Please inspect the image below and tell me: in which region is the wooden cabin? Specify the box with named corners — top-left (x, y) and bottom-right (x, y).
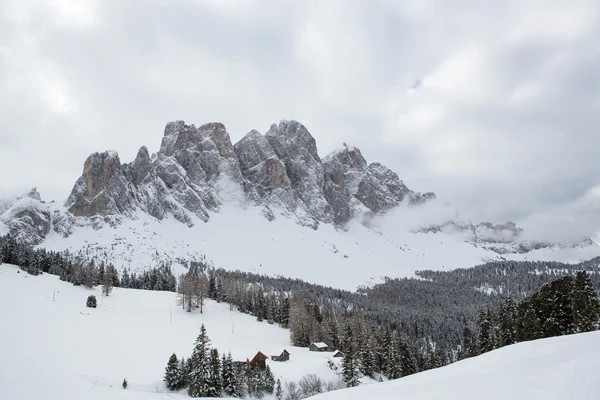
top-left (309, 342), bottom-right (330, 352)
top-left (250, 351), bottom-right (269, 369)
top-left (332, 350), bottom-right (344, 358)
top-left (271, 349), bottom-right (290, 362)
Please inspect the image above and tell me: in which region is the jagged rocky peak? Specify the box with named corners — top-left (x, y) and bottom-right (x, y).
top-left (127, 146), bottom-right (153, 186)
top-left (324, 144), bottom-right (367, 171)
top-left (233, 130), bottom-right (292, 197)
top-left (58, 118), bottom-right (435, 230)
top-left (67, 150), bottom-right (132, 218)
top-left (0, 188), bottom-right (73, 246)
top-left (266, 120), bottom-right (333, 223)
top-left (159, 120), bottom-right (242, 185)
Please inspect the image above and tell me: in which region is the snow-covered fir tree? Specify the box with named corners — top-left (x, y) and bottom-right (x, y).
top-left (206, 348), bottom-right (222, 397)
top-left (164, 353), bottom-right (180, 390)
top-left (342, 325), bottom-right (360, 387)
top-left (188, 324), bottom-right (211, 397)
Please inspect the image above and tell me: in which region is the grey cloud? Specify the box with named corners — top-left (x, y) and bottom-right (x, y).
top-left (1, 0), bottom-right (599, 240)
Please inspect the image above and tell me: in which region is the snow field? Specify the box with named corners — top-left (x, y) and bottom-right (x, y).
top-left (0, 264), bottom-right (342, 400)
top-left (307, 330), bottom-right (600, 400)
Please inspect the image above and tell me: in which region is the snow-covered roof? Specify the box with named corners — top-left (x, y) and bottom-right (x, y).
top-left (311, 342), bottom-right (328, 348)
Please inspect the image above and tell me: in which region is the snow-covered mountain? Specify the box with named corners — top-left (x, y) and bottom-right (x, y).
top-left (1, 120), bottom-right (598, 289)
top-left (417, 219), bottom-right (595, 254)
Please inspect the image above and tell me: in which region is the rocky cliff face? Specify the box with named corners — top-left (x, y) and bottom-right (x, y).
top-left (3, 119), bottom-right (436, 244)
top-left (63, 119), bottom-right (435, 231)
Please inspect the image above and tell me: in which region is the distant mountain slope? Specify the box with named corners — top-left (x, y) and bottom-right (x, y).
top-left (308, 331), bottom-right (600, 400)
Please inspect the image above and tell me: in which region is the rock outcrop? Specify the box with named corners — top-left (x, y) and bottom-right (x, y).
top-left (5, 119), bottom-right (437, 243)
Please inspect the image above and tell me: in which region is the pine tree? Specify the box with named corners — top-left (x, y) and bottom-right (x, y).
top-left (275, 378), bottom-right (283, 400)
top-left (221, 352), bottom-right (236, 397)
top-left (385, 338), bottom-right (402, 380)
top-left (359, 334), bottom-right (374, 378)
top-left (188, 324), bottom-right (211, 397)
top-left (398, 338), bottom-right (417, 376)
top-left (499, 299), bottom-right (517, 346)
top-left (476, 309), bottom-right (492, 354)
top-left (263, 365), bottom-right (275, 393)
top-left (460, 316), bottom-right (475, 359)
top-left (517, 299), bottom-right (542, 341)
top-left (121, 268), bottom-right (131, 288)
top-left (178, 356), bottom-right (189, 389)
top-left (164, 353), bottom-right (180, 390)
top-left (342, 325), bottom-right (360, 387)
top-left (572, 271), bottom-right (600, 332)
top-left (206, 348), bottom-right (222, 397)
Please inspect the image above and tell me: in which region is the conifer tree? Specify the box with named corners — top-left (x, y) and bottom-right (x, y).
top-left (221, 352), bottom-right (236, 397)
top-left (178, 356), bottom-right (189, 389)
top-left (398, 338), bottom-right (417, 376)
top-left (572, 271), bottom-right (600, 332)
top-left (275, 378), bottom-right (283, 400)
top-left (359, 335), bottom-right (374, 378)
top-left (476, 309), bottom-right (492, 354)
top-left (342, 325), bottom-right (360, 387)
top-left (164, 353), bottom-right (180, 390)
top-left (188, 324), bottom-right (211, 397)
top-left (500, 299), bottom-right (517, 346)
top-left (385, 338), bottom-right (402, 380)
top-left (263, 365), bottom-right (275, 394)
top-left (206, 348), bottom-right (222, 397)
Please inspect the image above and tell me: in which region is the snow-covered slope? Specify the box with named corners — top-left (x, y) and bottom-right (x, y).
top-left (0, 264), bottom-right (345, 400)
top-left (38, 205), bottom-right (507, 290)
top-left (3, 193), bottom-right (600, 291)
top-left (309, 331), bottom-right (600, 400)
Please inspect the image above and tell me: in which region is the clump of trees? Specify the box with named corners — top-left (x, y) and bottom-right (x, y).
top-left (164, 324), bottom-right (275, 398)
top-left (464, 271), bottom-right (600, 358)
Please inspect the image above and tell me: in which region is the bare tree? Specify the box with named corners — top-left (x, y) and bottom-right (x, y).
top-left (193, 274), bottom-right (208, 313)
top-left (102, 265), bottom-right (115, 296)
top-left (298, 374), bottom-right (324, 397)
top-left (283, 381), bottom-right (301, 400)
top-left (178, 273), bottom-right (194, 312)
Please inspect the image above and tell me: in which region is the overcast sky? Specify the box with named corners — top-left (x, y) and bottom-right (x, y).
top-left (2, 0), bottom-right (600, 240)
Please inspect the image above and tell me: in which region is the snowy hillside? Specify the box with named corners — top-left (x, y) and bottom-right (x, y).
top-left (308, 331), bottom-right (600, 400)
top-left (33, 202), bottom-right (599, 291)
top-left (0, 264), bottom-right (345, 400)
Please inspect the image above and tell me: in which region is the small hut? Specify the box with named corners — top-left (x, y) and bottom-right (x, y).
top-left (309, 342), bottom-right (330, 352)
top-left (250, 351), bottom-right (269, 369)
top-left (332, 350), bottom-right (344, 358)
top-left (271, 349), bottom-right (290, 362)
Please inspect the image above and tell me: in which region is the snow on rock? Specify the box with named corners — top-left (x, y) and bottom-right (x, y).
top-left (308, 331), bottom-right (600, 400)
top-left (0, 264), bottom-right (342, 400)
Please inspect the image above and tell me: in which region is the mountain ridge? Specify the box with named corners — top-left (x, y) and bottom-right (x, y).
top-left (2, 119), bottom-right (436, 245)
